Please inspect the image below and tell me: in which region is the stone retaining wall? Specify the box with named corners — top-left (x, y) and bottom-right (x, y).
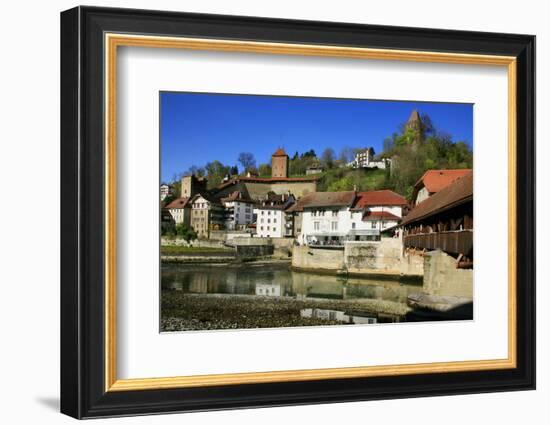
top-left (423, 250), bottom-right (473, 298)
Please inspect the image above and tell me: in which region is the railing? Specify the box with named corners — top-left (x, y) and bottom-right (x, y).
top-left (404, 230), bottom-right (473, 256)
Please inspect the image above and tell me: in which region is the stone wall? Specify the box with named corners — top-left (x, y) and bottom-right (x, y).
top-left (160, 238), bottom-right (225, 248)
top-left (210, 230), bottom-right (252, 243)
top-left (293, 239), bottom-right (423, 278)
top-left (399, 250), bottom-right (424, 276)
top-left (344, 239), bottom-right (402, 274)
top-left (215, 180), bottom-right (317, 200)
top-left (423, 250), bottom-right (473, 298)
top-left (271, 237), bottom-right (295, 259)
top-left (292, 246), bottom-right (345, 271)
top-left (235, 244), bottom-right (274, 259)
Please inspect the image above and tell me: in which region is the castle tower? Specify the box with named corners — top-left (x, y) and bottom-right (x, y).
top-left (405, 109), bottom-right (425, 144)
top-left (271, 148), bottom-right (289, 178)
top-left (181, 174), bottom-right (208, 198)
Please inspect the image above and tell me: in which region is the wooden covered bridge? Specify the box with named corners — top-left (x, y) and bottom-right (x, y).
top-left (400, 171), bottom-right (473, 268)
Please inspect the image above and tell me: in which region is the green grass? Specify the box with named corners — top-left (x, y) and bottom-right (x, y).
top-left (316, 167), bottom-right (390, 193)
top-left (161, 245), bottom-right (234, 255)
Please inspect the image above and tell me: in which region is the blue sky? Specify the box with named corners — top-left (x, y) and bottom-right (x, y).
top-left (160, 92), bottom-right (473, 182)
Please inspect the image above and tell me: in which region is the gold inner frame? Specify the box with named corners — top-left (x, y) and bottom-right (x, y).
top-left (104, 33), bottom-right (517, 392)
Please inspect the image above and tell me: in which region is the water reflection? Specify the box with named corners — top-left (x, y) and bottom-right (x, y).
top-left (162, 263), bottom-right (421, 304)
top-left (300, 308), bottom-right (379, 324)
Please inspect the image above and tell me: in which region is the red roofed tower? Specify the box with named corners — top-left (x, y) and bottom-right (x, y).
top-left (271, 148), bottom-right (289, 178)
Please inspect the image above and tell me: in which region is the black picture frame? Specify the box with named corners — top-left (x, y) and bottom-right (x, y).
top-left (60, 5), bottom-right (535, 419)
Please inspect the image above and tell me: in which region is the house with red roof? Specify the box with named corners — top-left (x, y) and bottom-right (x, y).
top-left (348, 190), bottom-right (409, 241)
top-left (164, 197), bottom-right (191, 226)
top-left (412, 169), bottom-right (472, 205)
top-left (293, 189), bottom-right (408, 245)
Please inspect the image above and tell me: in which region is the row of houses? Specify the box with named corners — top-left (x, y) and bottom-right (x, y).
top-left (163, 143), bottom-right (472, 261)
top-left (164, 186), bottom-right (409, 243)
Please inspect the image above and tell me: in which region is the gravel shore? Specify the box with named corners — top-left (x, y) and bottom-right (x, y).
top-left (161, 292), bottom-right (411, 331)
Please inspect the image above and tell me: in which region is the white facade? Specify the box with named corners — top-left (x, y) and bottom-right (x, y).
top-left (300, 205), bottom-right (403, 245)
top-left (414, 187), bottom-right (431, 205)
top-left (160, 184), bottom-right (172, 201)
top-left (299, 207), bottom-right (350, 245)
top-left (254, 208), bottom-right (286, 238)
top-left (349, 206), bottom-right (402, 237)
top-left (347, 149), bottom-right (390, 169)
top-left (255, 283), bottom-right (282, 297)
top-left (167, 208), bottom-right (186, 224)
top-left (224, 200), bottom-right (254, 230)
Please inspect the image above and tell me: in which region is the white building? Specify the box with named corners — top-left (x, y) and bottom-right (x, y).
top-left (348, 147), bottom-right (390, 169)
top-left (164, 197), bottom-right (190, 225)
top-left (254, 193), bottom-right (296, 238)
top-left (348, 190), bottom-right (407, 240)
top-left (297, 190), bottom-right (408, 245)
top-left (220, 191), bottom-right (255, 230)
top-left (296, 191), bottom-right (356, 246)
top-left (255, 283), bottom-right (282, 297)
top-left (160, 183), bottom-right (172, 201)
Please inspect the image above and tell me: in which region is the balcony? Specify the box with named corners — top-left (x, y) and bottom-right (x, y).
top-left (404, 230), bottom-right (473, 256)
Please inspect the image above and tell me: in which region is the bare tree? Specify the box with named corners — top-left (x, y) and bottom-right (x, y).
top-left (321, 148), bottom-right (336, 168)
top-left (237, 152), bottom-right (256, 172)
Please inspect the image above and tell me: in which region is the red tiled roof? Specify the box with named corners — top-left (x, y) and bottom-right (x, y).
top-left (272, 148), bottom-right (288, 157)
top-left (220, 191), bottom-right (254, 203)
top-left (164, 197), bottom-right (190, 209)
top-left (402, 171), bottom-right (473, 226)
top-left (351, 190), bottom-right (408, 210)
top-left (415, 169), bottom-right (472, 194)
top-left (362, 210), bottom-right (402, 221)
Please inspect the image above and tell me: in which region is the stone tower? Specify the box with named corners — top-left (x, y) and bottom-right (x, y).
top-left (181, 174), bottom-right (208, 198)
top-left (271, 148), bottom-right (289, 178)
top-left (405, 109), bottom-right (425, 144)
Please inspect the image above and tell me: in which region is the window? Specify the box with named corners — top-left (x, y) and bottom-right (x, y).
top-left (268, 211), bottom-right (271, 215)
top-left (331, 221), bottom-right (338, 231)
top-left (332, 210), bottom-right (338, 217)
top-left (371, 221), bottom-right (377, 229)
top-left (267, 219), bottom-right (271, 224)
top-left (260, 226), bottom-right (263, 231)
top-left (261, 211), bottom-right (264, 215)
top-left (352, 222), bottom-right (356, 229)
top-left (312, 211), bottom-right (316, 217)
top-left (273, 218), bottom-right (277, 223)
top-left (314, 221), bottom-right (320, 231)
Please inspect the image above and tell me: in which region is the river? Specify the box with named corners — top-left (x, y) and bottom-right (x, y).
top-left (161, 262), bottom-right (429, 331)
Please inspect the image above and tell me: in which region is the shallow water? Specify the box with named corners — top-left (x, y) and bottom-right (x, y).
top-left (161, 262), bottom-right (424, 328)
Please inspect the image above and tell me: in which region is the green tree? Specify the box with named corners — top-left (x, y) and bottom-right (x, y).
top-left (205, 160), bottom-right (231, 188)
top-left (258, 163), bottom-right (272, 177)
top-left (176, 223), bottom-right (198, 244)
top-left (381, 113), bottom-right (473, 200)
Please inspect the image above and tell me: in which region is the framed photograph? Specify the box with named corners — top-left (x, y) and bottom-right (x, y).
top-left (60, 6), bottom-right (535, 419)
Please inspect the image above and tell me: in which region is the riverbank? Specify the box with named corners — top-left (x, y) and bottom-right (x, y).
top-left (161, 256), bottom-right (291, 265)
top-left (161, 292), bottom-right (411, 331)
top-left (160, 245), bottom-right (234, 255)
top-left (291, 265), bottom-right (423, 283)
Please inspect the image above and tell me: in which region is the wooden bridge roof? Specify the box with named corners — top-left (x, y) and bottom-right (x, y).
top-left (401, 171), bottom-right (473, 226)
